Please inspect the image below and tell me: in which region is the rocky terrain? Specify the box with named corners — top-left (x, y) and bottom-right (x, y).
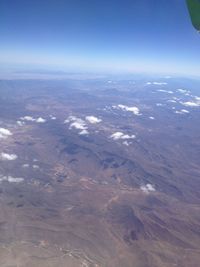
top-left (0, 77), bottom-right (200, 267)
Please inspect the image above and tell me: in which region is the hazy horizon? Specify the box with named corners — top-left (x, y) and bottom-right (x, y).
top-left (1, 0), bottom-right (200, 77)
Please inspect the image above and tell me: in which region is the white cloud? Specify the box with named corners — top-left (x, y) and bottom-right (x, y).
top-left (79, 129), bottom-right (89, 135)
top-left (1, 153), bottom-right (18, 161)
top-left (0, 128), bottom-right (12, 136)
top-left (140, 183), bottom-right (155, 193)
top-left (85, 116), bottom-right (102, 124)
top-left (7, 176), bottom-right (24, 183)
top-left (149, 116), bottom-right (155, 120)
top-left (22, 163), bottom-right (29, 168)
top-left (175, 109), bottom-right (190, 114)
top-left (20, 116), bottom-right (35, 121)
top-left (122, 141), bottom-right (131, 146)
top-left (17, 121), bottom-right (25, 126)
top-left (110, 132), bottom-right (124, 140)
top-left (113, 104), bottom-right (140, 115)
top-left (181, 109), bottom-right (190, 113)
top-left (33, 164), bottom-right (39, 169)
top-left (65, 116), bottom-right (85, 126)
top-left (110, 132), bottom-right (136, 141)
top-left (70, 121), bottom-right (87, 130)
top-left (23, 163), bottom-right (40, 169)
top-left (181, 101), bottom-right (200, 107)
top-left (177, 89), bottom-right (190, 94)
top-left (65, 116), bottom-right (89, 134)
top-left (35, 117), bottom-right (46, 123)
top-left (153, 82), bottom-right (167, 85)
top-left (194, 96), bottom-right (200, 101)
top-left (121, 134), bottom-right (136, 139)
top-left (146, 81), bottom-right (167, 85)
top-left (0, 128), bottom-right (12, 139)
top-left (20, 116), bottom-right (46, 123)
top-left (0, 176), bottom-right (24, 183)
top-left (157, 89), bottom-right (173, 94)
top-left (65, 116), bottom-right (78, 122)
top-left (50, 115), bottom-right (56, 120)
top-left (156, 103), bottom-right (164, 106)
top-left (167, 100), bottom-right (177, 103)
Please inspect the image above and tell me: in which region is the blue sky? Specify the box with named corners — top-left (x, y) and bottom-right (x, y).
top-left (0, 0), bottom-right (200, 76)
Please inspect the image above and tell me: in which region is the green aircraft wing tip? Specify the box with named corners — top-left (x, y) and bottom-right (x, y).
top-left (187, 0), bottom-right (200, 31)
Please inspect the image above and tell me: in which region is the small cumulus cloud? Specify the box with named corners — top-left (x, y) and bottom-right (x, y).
top-left (149, 116), bottom-right (155, 120)
top-left (167, 100), bottom-right (177, 103)
top-left (177, 89), bottom-right (190, 95)
top-left (35, 117), bottom-right (46, 123)
top-left (122, 141), bottom-right (130, 146)
top-left (113, 104), bottom-right (140, 115)
top-left (85, 116), bottom-right (102, 124)
top-left (146, 82), bottom-right (167, 85)
top-left (33, 164), bottom-right (40, 169)
top-left (20, 116), bottom-right (35, 121)
top-left (22, 163), bottom-right (29, 168)
top-left (65, 116), bottom-right (89, 134)
top-left (0, 128), bottom-right (12, 139)
top-left (50, 115), bottom-right (56, 120)
top-left (70, 121), bottom-right (87, 130)
top-left (175, 109), bottom-right (190, 114)
top-left (110, 132), bottom-right (136, 141)
top-left (153, 82), bottom-right (167, 85)
top-left (140, 183), bottom-right (156, 193)
top-left (17, 121), bottom-right (25, 126)
top-left (79, 129), bottom-right (89, 135)
top-left (1, 153), bottom-right (18, 161)
top-left (20, 116), bottom-right (46, 123)
top-left (156, 103), bottom-right (164, 107)
top-left (23, 163), bottom-right (40, 169)
top-left (0, 175), bottom-right (24, 183)
top-left (181, 101), bottom-right (200, 107)
top-left (194, 96), bottom-right (200, 101)
top-left (157, 89), bottom-right (173, 94)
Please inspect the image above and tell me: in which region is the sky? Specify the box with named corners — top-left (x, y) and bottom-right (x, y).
top-left (0, 0), bottom-right (200, 77)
